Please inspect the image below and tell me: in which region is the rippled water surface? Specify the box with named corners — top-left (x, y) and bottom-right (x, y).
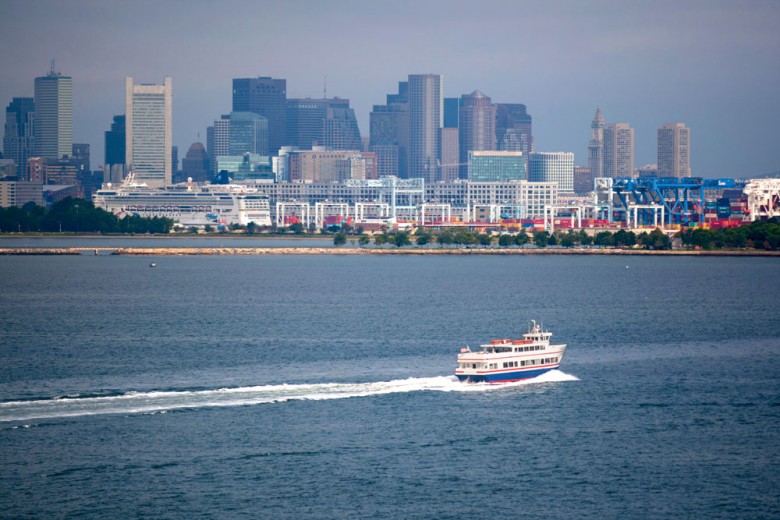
top-left (1, 254), bottom-right (778, 518)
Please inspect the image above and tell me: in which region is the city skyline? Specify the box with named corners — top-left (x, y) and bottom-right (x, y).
top-left (1, 0), bottom-right (778, 178)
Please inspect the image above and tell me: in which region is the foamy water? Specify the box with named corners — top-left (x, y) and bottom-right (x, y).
top-left (0, 371), bottom-right (578, 423)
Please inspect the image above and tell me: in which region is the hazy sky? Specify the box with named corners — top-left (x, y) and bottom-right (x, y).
top-left (1, 0), bottom-right (778, 178)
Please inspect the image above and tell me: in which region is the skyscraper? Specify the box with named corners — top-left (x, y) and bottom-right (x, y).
top-left (3, 97), bottom-right (35, 178)
top-left (657, 123), bottom-right (691, 178)
top-left (286, 98), bottom-right (362, 150)
top-left (408, 74), bottom-right (442, 183)
top-left (71, 143), bottom-right (90, 173)
top-left (458, 90), bottom-right (496, 179)
top-left (588, 108), bottom-right (605, 178)
top-left (229, 112), bottom-right (268, 156)
top-left (495, 103), bottom-right (533, 154)
top-left (439, 127), bottom-right (459, 182)
top-left (529, 152), bottom-right (574, 193)
top-left (103, 115), bottom-right (126, 183)
top-left (125, 76), bottom-right (172, 186)
top-left (443, 98), bottom-right (459, 128)
top-left (369, 82), bottom-right (409, 178)
top-left (104, 115), bottom-right (125, 166)
top-left (232, 77), bottom-right (287, 156)
top-left (207, 115), bottom-right (230, 174)
top-left (34, 66), bottom-right (72, 162)
top-left (603, 123), bottom-right (634, 178)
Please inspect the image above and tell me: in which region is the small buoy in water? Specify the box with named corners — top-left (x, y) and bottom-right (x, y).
top-left (150, 262), bottom-right (157, 268)
top-left (625, 265), bottom-right (629, 269)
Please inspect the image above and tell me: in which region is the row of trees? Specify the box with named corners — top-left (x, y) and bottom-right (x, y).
top-left (0, 198), bottom-right (173, 234)
top-left (334, 226), bottom-right (675, 250)
top-left (678, 219), bottom-right (780, 250)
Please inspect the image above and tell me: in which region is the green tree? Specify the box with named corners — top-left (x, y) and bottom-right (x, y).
top-left (515, 232), bottom-right (530, 247)
top-left (534, 231), bottom-right (550, 247)
top-left (358, 234), bottom-right (370, 246)
top-left (498, 234), bottom-right (514, 247)
top-left (478, 233), bottom-right (493, 246)
top-left (415, 232), bottom-right (432, 246)
top-left (613, 229), bottom-right (637, 247)
top-left (594, 231), bottom-right (614, 247)
top-left (559, 233), bottom-right (574, 248)
top-left (578, 230), bottom-right (593, 246)
top-left (437, 230), bottom-right (454, 246)
top-left (453, 228), bottom-right (477, 246)
top-left (394, 231), bottom-right (412, 247)
top-left (333, 233), bottom-right (347, 246)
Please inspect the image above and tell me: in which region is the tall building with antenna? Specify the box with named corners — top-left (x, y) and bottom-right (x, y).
top-left (34, 62), bottom-right (72, 162)
top-left (588, 107), bottom-right (605, 178)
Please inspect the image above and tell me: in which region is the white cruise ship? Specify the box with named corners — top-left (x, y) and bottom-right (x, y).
top-left (93, 175), bottom-right (271, 228)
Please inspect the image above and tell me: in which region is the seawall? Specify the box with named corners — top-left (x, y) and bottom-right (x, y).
top-left (1, 247), bottom-right (778, 256)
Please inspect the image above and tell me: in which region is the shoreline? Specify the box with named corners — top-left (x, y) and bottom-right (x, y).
top-left (1, 247), bottom-right (778, 257)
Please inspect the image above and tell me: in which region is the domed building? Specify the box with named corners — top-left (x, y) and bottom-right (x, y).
top-left (179, 142), bottom-right (210, 183)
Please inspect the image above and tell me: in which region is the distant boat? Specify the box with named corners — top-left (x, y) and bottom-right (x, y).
top-left (455, 320), bottom-right (567, 383)
top-left (149, 262), bottom-right (157, 268)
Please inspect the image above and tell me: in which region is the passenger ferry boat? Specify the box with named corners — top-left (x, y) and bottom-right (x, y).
top-left (455, 321), bottom-right (566, 383)
top-left (93, 174), bottom-right (272, 228)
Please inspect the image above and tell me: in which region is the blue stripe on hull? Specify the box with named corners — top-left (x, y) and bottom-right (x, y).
top-left (456, 366), bottom-right (556, 384)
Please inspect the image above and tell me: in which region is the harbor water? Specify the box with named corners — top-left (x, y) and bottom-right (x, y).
top-left (1, 253), bottom-right (778, 518)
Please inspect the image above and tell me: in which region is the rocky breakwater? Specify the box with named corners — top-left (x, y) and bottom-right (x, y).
top-left (0, 248), bottom-right (81, 255)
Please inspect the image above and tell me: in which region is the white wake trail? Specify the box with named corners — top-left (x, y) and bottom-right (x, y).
top-left (0, 371), bottom-right (578, 423)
